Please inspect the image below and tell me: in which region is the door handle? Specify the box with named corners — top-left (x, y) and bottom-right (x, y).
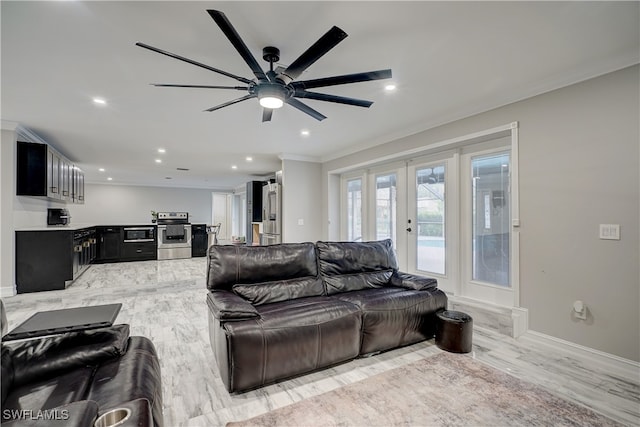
top-left (406, 228), bottom-right (412, 232)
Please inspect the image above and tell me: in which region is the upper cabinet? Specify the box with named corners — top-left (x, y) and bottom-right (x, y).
top-left (17, 141), bottom-right (84, 204)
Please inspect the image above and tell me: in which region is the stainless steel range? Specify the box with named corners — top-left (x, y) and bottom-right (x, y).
top-left (157, 212), bottom-right (192, 260)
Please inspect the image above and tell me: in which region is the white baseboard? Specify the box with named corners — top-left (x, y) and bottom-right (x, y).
top-left (520, 330), bottom-right (640, 380)
top-left (511, 307), bottom-right (529, 338)
top-left (0, 285), bottom-right (16, 298)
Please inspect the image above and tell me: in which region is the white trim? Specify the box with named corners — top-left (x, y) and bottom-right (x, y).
top-left (519, 330), bottom-right (640, 380)
top-left (278, 153), bottom-right (321, 163)
top-left (512, 306), bottom-right (528, 338)
top-left (327, 122), bottom-right (517, 176)
top-left (0, 285), bottom-right (16, 298)
top-left (15, 124), bottom-right (48, 145)
top-left (1, 120), bottom-right (19, 132)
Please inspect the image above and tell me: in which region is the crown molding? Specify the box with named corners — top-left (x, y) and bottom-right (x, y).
top-left (278, 153), bottom-right (321, 163)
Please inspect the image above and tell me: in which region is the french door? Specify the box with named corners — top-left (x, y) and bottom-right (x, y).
top-left (407, 152), bottom-right (457, 292)
top-left (341, 137), bottom-right (516, 307)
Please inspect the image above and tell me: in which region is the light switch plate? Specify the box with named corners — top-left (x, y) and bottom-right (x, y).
top-left (599, 224), bottom-right (620, 240)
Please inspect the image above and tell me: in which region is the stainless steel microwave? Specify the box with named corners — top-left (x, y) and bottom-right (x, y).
top-left (123, 226), bottom-right (155, 242)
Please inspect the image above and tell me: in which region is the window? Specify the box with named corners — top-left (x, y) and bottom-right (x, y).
top-left (375, 173), bottom-right (397, 245)
top-left (415, 165), bottom-right (446, 275)
top-left (346, 178), bottom-right (363, 242)
top-left (471, 152), bottom-right (510, 287)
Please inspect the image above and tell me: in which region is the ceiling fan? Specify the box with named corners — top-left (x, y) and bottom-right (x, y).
top-left (136, 9), bottom-right (392, 122)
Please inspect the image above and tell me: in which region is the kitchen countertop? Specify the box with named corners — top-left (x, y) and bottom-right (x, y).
top-left (15, 223), bottom-right (156, 232)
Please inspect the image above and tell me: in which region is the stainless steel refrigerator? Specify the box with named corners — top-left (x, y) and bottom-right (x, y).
top-left (261, 182), bottom-right (281, 244)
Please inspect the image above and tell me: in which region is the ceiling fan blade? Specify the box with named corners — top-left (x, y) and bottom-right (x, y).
top-left (292, 69), bottom-right (392, 90)
top-left (262, 108), bottom-right (273, 122)
top-left (294, 90), bottom-right (373, 108)
top-left (286, 98), bottom-right (327, 121)
top-left (207, 10), bottom-right (268, 82)
top-left (152, 84), bottom-right (248, 90)
top-left (281, 26), bottom-right (348, 82)
top-left (204, 94), bottom-right (256, 112)
top-left (135, 42), bottom-right (253, 85)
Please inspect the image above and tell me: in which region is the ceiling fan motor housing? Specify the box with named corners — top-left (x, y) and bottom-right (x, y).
top-left (262, 46), bottom-right (280, 64)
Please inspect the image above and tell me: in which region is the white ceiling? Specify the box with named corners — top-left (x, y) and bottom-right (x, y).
top-left (2, 1), bottom-right (638, 190)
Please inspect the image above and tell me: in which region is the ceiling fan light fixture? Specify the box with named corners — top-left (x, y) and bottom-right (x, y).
top-left (257, 83), bottom-right (286, 109)
top-left (259, 96), bottom-right (284, 109)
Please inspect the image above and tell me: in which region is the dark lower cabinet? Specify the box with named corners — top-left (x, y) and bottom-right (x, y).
top-left (191, 224), bottom-right (207, 257)
top-left (121, 242), bottom-right (157, 261)
top-left (16, 228), bottom-right (95, 294)
top-left (96, 227), bottom-right (122, 262)
top-left (96, 226), bottom-right (157, 262)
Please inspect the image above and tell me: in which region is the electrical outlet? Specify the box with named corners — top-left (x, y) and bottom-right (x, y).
top-left (599, 224), bottom-right (620, 240)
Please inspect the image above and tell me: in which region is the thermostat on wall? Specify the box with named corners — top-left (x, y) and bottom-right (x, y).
top-left (599, 224), bottom-right (620, 240)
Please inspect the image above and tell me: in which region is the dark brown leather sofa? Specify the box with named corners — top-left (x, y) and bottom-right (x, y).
top-left (206, 239), bottom-right (447, 393)
top-left (1, 302), bottom-right (163, 427)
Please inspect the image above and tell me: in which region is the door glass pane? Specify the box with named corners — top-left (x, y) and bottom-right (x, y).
top-left (471, 153), bottom-right (510, 286)
top-left (375, 174), bottom-right (397, 246)
top-left (347, 178), bottom-right (362, 241)
top-left (416, 165), bottom-right (445, 274)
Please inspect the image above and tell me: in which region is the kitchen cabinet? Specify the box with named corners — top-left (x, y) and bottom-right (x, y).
top-left (16, 227), bottom-right (95, 293)
top-left (191, 224), bottom-right (207, 257)
top-left (246, 181), bottom-right (264, 241)
top-left (16, 141), bottom-right (84, 204)
top-left (121, 242), bottom-right (156, 261)
top-left (72, 166), bottom-right (85, 204)
top-left (96, 226), bottom-right (157, 262)
top-left (96, 227), bottom-right (122, 262)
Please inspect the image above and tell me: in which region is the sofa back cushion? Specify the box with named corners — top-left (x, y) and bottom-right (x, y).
top-left (206, 243), bottom-right (319, 292)
top-left (316, 239), bottom-right (399, 295)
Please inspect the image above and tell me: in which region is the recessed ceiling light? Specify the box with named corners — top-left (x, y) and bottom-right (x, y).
top-left (245, 156), bottom-right (253, 162)
top-left (93, 97), bottom-right (107, 105)
top-left (231, 165), bottom-right (238, 170)
top-left (158, 148), bottom-right (166, 153)
top-left (155, 159), bottom-right (162, 164)
top-left (98, 168), bottom-right (105, 172)
top-left (107, 177), bottom-right (113, 181)
top-left (384, 84), bottom-right (396, 91)
top-left (300, 130), bottom-right (310, 136)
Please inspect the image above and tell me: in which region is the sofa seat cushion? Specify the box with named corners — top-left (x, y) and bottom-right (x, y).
top-left (335, 287), bottom-right (448, 354)
top-left (221, 297), bottom-right (362, 392)
top-left (2, 367), bottom-right (95, 422)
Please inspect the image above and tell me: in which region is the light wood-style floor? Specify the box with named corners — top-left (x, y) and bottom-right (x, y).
top-left (3, 258), bottom-right (638, 426)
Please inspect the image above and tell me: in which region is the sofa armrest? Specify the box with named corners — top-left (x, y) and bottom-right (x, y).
top-left (5, 324), bottom-right (130, 387)
top-left (390, 271), bottom-right (438, 291)
top-left (207, 291), bottom-right (260, 321)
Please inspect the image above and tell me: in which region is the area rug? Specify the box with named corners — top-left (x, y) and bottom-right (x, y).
top-left (227, 352), bottom-right (619, 427)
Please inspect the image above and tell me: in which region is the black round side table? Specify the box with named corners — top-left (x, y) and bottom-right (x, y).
top-left (435, 310), bottom-right (473, 353)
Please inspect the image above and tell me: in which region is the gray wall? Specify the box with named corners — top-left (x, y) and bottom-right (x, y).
top-left (281, 159), bottom-right (323, 243)
top-left (1, 127), bottom-right (17, 297)
top-left (71, 184), bottom-right (214, 225)
top-left (322, 65), bottom-right (640, 361)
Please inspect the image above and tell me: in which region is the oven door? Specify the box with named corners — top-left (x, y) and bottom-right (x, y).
top-left (158, 225), bottom-right (192, 248)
